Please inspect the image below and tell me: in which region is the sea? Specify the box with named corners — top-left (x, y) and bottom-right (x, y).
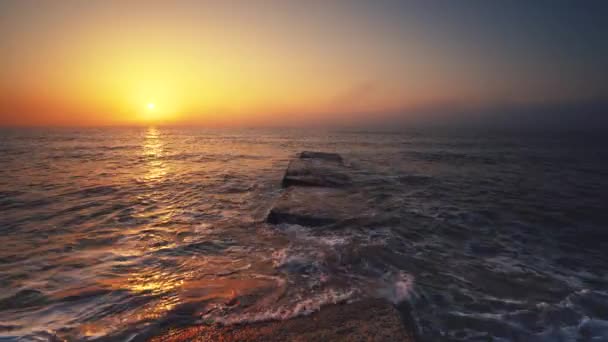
top-left (0, 127), bottom-right (607, 341)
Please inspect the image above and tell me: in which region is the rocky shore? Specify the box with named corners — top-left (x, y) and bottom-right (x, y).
top-left (149, 152), bottom-right (416, 341)
top-left (150, 299), bottom-right (413, 342)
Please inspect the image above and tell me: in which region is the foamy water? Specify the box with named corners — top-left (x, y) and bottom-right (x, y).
top-left (1, 127), bottom-right (607, 341)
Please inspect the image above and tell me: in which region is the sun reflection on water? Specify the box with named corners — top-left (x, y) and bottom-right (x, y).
top-left (126, 273), bottom-right (185, 295)
top-left (141, 127), bottom-right (168, 182)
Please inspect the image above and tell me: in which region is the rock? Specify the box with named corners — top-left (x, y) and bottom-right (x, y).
top-left (269, 152), bottom-right (368, 226)
top-left (299, 151), bottom-right (343, 162)
top-left (149, 299), bottom-right (415, 342)
top-left (282, 158), bottom-right (351, 188)
top-left (146, 151), bottom-right (418, 341)
top-left (267, 187), bottom-right (370, 227)
top-left (281, 151), bottom-right (351, 188)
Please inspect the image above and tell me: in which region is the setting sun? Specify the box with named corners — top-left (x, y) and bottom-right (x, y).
top-left (1, 1), bottom-right (607, 341)
top-left (139, 102), bottom-right (172, 123)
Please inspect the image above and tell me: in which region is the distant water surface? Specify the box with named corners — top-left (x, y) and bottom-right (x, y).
top-left (1, 127), bottom-right (607, 341)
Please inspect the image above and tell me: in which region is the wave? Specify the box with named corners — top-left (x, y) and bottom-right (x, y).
top-left (206, 288), bottom-right (357, 325)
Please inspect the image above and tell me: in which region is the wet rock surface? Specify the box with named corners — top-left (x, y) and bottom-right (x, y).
top-left (281, 151), bottom-right (351, 188)
top-left (299, 151), bottom-right (343, 162)
top-left (148, 299), bottom-right (414, 342)
top-left (256, 152), bottom-right (414, 340)
top-left (148, 152), bottom-right (416, 341)
top-left (267, 187), bottom-right (370, 227)
top-left (282, 159), bottom-right (351, 188)
top-left (270, 151), bottom-right (363, 228)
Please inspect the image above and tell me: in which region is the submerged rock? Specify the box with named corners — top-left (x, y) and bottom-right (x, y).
top-left (149, 299), bottom-right (414, 342)
top-left (281, 152), bottom-right (351, 188)
top-left (299, 151), bottom-right (343, 162)
top-left (231, 152), bottom-right (416, 341)
top-left (267, 187), bottom-right (369, 227)
top-left (282, 159), bottom-right (351, 188)
top-left (270, 152), bottom-right (366, 227)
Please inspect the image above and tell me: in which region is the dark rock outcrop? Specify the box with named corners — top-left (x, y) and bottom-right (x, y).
top-left (149, 299), bottom-right (414, 342)
top-left (270, 151), bottom-right (366, 227)
top-left (267, 187), bottom-right (369, 227)
top-left (299, 151), bottom-right (343, 162)
top-left (148, 151), bottom-right (417, 341)
top-left (281, 151), bottom-right (351, 188)
top-left (281, 159), bottom-right (351, 188)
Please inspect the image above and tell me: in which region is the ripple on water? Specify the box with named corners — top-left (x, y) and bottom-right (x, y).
top-left (1, 129), bottom-right (607, 340)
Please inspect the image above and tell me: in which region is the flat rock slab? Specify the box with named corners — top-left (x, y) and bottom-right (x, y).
top-left (267, 187), bottom-right (370, 227)
top-left (282, 158), bottom-right (351, 188)
top-left (299, 151), bottom-right (343, 162)
top-left (281, 151), bottom-right (351, 188)
top-left (149, 299), bottom-right (414, 342)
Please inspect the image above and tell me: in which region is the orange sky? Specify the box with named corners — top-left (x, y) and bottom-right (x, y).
top-left (1, 1), bottom-right (606, 127)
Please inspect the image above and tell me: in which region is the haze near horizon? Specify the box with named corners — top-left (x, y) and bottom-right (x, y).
top-left (1, 0), bottom-right (606, 127)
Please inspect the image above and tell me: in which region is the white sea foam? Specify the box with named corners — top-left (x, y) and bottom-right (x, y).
top-left (271, 247), bottom-right (321, 268)
top-left (377, 271), bottom-right (415, 304)
top-left (205, 288), bottom-right (356, 325)
top-left (280, 224), bottom-right (350, 247)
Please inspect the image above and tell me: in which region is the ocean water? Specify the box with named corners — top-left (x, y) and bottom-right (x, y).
top-left (1, 127), bottom-right (607, 341)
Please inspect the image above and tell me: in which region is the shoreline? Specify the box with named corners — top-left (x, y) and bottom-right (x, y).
top-left (148, 151), bottom-right (418, 341)
top-left (148, 299), bottom-right (415, 342)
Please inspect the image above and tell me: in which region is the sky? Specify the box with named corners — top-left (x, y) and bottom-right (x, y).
top-left (0, 0), bottom-right (606, 127)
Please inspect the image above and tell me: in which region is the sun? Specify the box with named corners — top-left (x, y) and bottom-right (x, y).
top-left (138, 101), bottom-right (175, 123)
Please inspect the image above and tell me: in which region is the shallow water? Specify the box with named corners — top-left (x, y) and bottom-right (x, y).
top-left (1, 127), bottom-right (607, 341)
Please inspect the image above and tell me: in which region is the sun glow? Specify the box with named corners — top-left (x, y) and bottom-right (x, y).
top-left (139, 101), bottom-right (173, 123)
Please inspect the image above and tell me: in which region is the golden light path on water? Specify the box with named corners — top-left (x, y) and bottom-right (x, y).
top-left (0, 126), bottom-right (304, 340)
top-left (74, 128), bottom-right (284, 339)
top-left (77, 127), bottom-right (186, 337)
top-left (141, 127), bottom-right (168, 183)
